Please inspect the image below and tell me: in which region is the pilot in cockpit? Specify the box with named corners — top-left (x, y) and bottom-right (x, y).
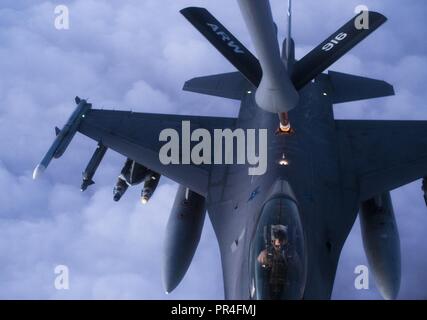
top-left (257, 225), bottom-right (288, 266)
top-left (257, 225), bottom-right (289, 298)
top-left (257, 223), bottom-right (304, 299)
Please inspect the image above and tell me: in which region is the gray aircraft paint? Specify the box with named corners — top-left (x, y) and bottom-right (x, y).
top-left (33, 2), bottom-right (425, 300)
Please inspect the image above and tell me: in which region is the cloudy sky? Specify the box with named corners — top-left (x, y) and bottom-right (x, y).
top-left (0, 0), bottom-right (426, 299)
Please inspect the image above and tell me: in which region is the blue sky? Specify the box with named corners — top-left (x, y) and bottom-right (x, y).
top-left (0, 0), bottom-right (426, 299)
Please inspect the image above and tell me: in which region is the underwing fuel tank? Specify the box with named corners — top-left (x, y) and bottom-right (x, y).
top-left (113, 158), bottom-right (150, 202)
top-left (113, 177), bottom-right (128, 202)
top-left (360, 192), bottom-right (401, 300)
top-left (122, 159), bottom-right (150, 186)
top-left (140, 172), bottom-right (160, 204)
top-left (33, 97), bottom-right (91, 179)
top-left (112, 158), bottom-right (161, 203)
top-left (162, 185), bottom-right (206, 293)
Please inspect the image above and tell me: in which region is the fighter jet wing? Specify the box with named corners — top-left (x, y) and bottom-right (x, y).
top-left (77, 109), bottom-right (236, 196)
top-left (336, 120), bottom-right (427, 201)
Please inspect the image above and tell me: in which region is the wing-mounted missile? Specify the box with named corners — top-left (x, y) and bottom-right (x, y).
top-left (162, 185), bottom-right (206, 293)
top-left (113, 177), bottom-right (129, 202)
top-left (81, 142), bottom-right (108, 191)
top-left (141, 172), bottom-right (160, 204)
top-left (113, 158), bottom-right (149, 201)
top-left (360, 192), bottom-right (401, 300)
top-left (121, 159), bottom-right (150, 186)
top-left (112, 158), bottom-right (160, 203)
top-left (33, 97), bottom-right (92, 179)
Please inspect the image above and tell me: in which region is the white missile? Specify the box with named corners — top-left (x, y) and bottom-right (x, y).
top-left (33, 97), bottom-right (92, 180)
top-left (32, 164), bottom-right (46, 180)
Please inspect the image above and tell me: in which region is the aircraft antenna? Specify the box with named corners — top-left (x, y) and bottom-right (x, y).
top-left (286, 0), bottom-right (292, 60)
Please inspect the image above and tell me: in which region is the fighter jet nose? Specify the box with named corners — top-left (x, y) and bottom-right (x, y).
top-left (32, 164), bottom-right (46, 180)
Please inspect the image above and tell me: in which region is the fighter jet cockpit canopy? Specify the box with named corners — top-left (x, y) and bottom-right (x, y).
top-left (250, 184), bottom-right (307, 300)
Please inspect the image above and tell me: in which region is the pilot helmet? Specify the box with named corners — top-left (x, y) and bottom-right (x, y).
top-left (271, 225), bottom-right (288, 242)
